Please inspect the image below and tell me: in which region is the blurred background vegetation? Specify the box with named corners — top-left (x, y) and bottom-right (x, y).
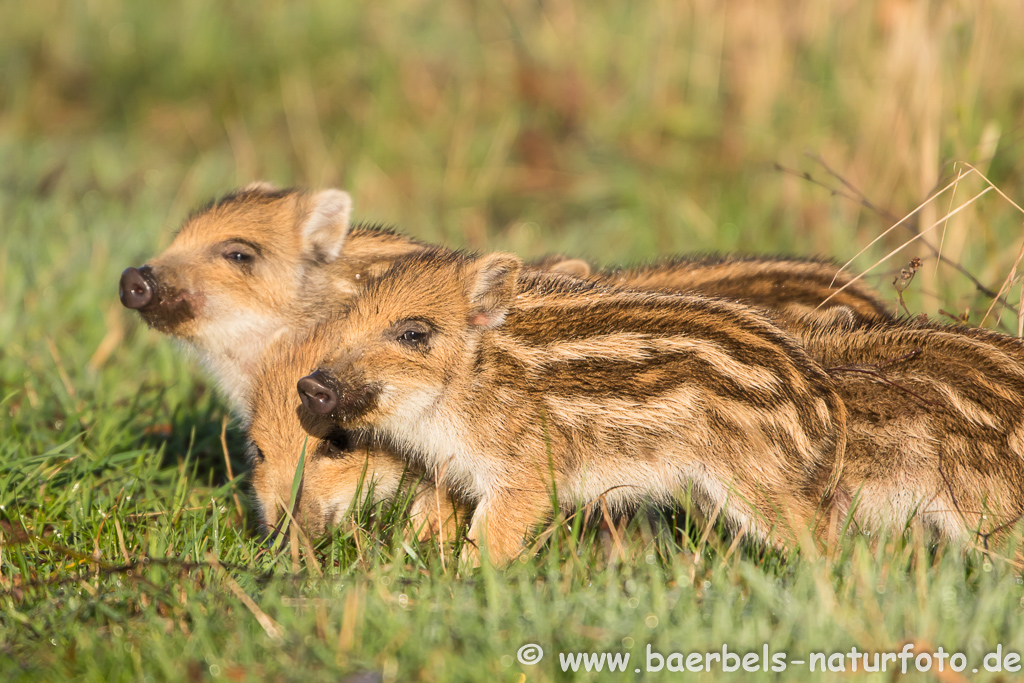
top-left (6, 0), bottom-right (1024, 403)
top-left (5, 0), bottom-right (1024, 265)
top-left (4, 2), bottom-right (1024, 678)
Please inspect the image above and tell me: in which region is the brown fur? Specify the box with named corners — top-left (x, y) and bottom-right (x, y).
top-left (247, 330), bottom-right (463, 539)
top-left (297, 249), bottom-right (848, 565)
top-left (796, 314), bottom-right (1024, 544)
top-left (604, 255), bottom-right (890, 325)
top-left (129, 183), bottom-right (426, 417)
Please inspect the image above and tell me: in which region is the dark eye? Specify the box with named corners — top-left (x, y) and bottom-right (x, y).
top-left (323, 430), bottom-right (351, 457)
top-left (399, 329), bottom-right (427, 345)
top-left (224, 250), bottom-right (254, 264)
top-left (389, 319), bottom-right (433, 349)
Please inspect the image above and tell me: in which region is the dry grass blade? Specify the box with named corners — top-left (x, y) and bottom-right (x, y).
top-left (87, 302), bottom-right (125, 371)
top-left (693, 499), bottom-right (724, 564)
top-left (946, 164), bottom-right (1024, 328)
top-left (797, 157), bottom-right (1006, 306)
top-left (219, 416), bottom-right (245, 519)
top-left (960, 162), bottom-right (1024, 214)
top-left (272, 493), bottom-right (323, 578)
top-left (336, 585), bottom-right (362, 657)
top-left (46, 337), bottom-right (86, 422)
top-left (113, 517), bottom-right (131, 565)
top-left (1019, 277), bottom-right (1023, 338)
top-left (933, 164), bottom-right (965, 277)
top-left (979, 235), bottom-right (1024, 327)
top-left (818, 186), bottom-right (994, 310)
top-left (434, 463), bottom-right (449, 572)
top-left (207, 552), bottom-right (284, 641)
top-left (599, 497), bottom-right (626, 564)
top-left (830, 169), bottom-right (972, 285)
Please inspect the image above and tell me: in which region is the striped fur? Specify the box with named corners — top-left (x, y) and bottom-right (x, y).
top-left (129, 184), bottom-right (884, 544)
top-left (603, 254), bottom-right (890, 324)
top-left (300, 250), bottom-right (848, 565)
top-left (796, 314), bottom-right (1024, 544)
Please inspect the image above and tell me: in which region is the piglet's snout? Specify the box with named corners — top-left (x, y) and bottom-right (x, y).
top-left (298, 369), bottom-right (375, 419)
top-left (119, 266), bottom-right (157, 310)
top-left (298, 371), bottom-right (339, 414)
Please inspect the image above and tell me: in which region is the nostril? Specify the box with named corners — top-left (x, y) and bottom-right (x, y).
top-left (118, 267), bottom-right (155, 310)
top-left (297, 373), bottom-right (339, 415)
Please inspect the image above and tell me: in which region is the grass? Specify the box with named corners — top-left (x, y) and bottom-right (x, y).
top-left (3, 0), bottom-right (1024, 680)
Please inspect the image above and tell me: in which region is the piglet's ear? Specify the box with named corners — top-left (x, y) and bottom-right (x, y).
top-left (547, 257), bottom-right (591, 278)
top-left (466, 252), bottom-right (522, 329)
top-left (299, 189), bottom-right (353, 263)
top-left (243, 181), bottom-right (280, 193)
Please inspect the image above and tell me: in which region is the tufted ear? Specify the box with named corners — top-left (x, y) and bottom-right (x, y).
top-left (299, 189), bottom-right (353, 263)
top-left (243, 181), bottom-right (280, 193)
top-left (803, 304), bottom-right (858, 331)
top-left (546, 257), bottom-right (591, 278)
top-left (466, 252), bottom-right (522, 329)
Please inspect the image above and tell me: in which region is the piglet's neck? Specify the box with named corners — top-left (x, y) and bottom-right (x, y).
top-left (195, 321), bottom-right (291, 423)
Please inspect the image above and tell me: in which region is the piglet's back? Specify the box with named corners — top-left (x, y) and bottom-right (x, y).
top-left (797, 316), bottom-right (1024, 542)
top-left (602, 255), bottom-right (890, 323)
top-left (496, 271), bottom-right (848, 506)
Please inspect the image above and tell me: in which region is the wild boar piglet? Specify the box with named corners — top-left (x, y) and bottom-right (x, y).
top-left (247, 327), bottom-right (463, 539)
top-left (296, 249), bottom-right (849, 565)
top-left (798, 314), bottom-right (1024, 544)
top-left (119, 183), bottom-right (428, 418)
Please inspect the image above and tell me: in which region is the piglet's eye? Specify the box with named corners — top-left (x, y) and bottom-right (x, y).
top-left (225, 251), bottom-right (254, 264)
top-left (389, 319), bottom-right (433, 348)
top-left (399, 329), bottom-right (427, 345)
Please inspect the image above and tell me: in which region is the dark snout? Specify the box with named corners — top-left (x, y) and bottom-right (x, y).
top-left (298, 371), bottom-right (339, 415)
top-left (119, 266), bottom-right (156, 310)
top-left (298, 369), bottom-right (377, 421)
